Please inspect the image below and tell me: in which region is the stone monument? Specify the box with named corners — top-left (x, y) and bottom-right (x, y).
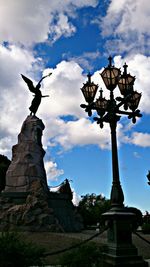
top-left (0, 73), bottom-right (83, 232)
top-left (0, 116), bottom-right (62, 231)
top-left (0, 115), bottom-right (83, 231)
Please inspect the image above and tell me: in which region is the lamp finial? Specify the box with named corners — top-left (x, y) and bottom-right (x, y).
top-left (123, 63), bottom-right (128, 75)
top-left (108, 56), bottom-right (112, 67)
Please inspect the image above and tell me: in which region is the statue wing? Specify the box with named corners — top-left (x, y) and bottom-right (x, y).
top-left (21, 74), bottom-right (36, 93)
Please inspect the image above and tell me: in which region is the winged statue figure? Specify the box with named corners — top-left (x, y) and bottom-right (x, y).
top-left (21, 73), bottom-right (52, 115)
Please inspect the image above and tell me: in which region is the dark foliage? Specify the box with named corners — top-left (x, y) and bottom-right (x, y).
top-left (0, 154), bottom-right (11, 192)
top-left (78, 193), bottom-right (111, 228)
top-left (0, 231), bottom-right (45, 267)
top-left (60, 241), bottom-right (106, 267)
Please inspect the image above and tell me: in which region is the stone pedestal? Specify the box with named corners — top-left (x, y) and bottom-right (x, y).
top-left (102, 210), bottom-right (148, 267)
top-left (4, 115), bottom-right (48, 193)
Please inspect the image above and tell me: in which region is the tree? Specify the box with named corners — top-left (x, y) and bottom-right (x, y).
top-left (124, 206), bottom-right (143, 231)
top-left (78, 193), bottom-right (143, 231)
top-left (0, 154), bottom-right (11, 192)
top-left (142, 211), bottom-right (150, 234)
top-left (78, 193), bottom-right (111, 228)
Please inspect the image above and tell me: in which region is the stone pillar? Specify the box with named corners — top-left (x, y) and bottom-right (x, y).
top-left (4, 115), bottom-right (49, 193)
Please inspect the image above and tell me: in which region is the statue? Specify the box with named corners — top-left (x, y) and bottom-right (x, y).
top-left (21, 73), bottom-right (52, 115)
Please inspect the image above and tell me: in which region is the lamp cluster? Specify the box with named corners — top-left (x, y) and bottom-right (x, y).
top-left (81, 56), bottom-right (142, 128)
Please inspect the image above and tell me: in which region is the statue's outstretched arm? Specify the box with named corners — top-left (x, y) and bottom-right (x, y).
top-left (37, 73), bottom-right (52, 87)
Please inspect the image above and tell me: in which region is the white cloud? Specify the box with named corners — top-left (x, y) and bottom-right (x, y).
top-left (0, 44), bottom-right (40, 157)
top-left (72, 188), bottom-right (81, 206)
top-left (0, 136), bottom-right (15, 157)
top-left (0, 0), bottom-right (51, 45)
top-left (45, 160), bottom-right (64, 182)
top-left (49, 13), bottom-right (76, 43)
top-left (55, 118), bottom-right (111, 150)
top-left (113, 0), bottom-right (150, 36)
top-left (63, 50), bottom-right (101, 71)
top-left (70, 0), bottom-right (98, 7)
top-left (42, 116), bottom-right (111, 153)
top-left (99, 0), bottom-right (150, 54)
top-left (130, 132), bottom-right (150, 147)
top-left (39, 60), bottom-right (86, 118)
top-left (0, 0), bottom-right (98, 46)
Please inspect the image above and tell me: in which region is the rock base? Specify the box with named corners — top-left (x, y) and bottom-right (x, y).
top-left (0, 180), bottom-right (83, 232)
top-left (0, 181), bottom-right (63, 232)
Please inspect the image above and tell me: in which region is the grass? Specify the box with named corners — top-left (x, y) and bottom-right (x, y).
top-left (22, 231), bottom-right (106, 265)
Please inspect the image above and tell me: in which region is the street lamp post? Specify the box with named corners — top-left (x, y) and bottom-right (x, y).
top-left (80, 57), bottom-right (148, 267)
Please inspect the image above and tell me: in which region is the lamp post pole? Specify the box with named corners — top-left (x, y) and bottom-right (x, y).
top-left (80, 57), bottom-right (148, 267)
top-left (110, 115), bottom-right (124, 209)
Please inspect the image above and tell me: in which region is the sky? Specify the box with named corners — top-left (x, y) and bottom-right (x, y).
top-left (0, 0), bottom-right (150, 213)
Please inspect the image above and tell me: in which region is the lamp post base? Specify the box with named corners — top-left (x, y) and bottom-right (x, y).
top-left (102, 253), bottom-right (148, 267)
top-left (102, 210), bottom-right (148, 267)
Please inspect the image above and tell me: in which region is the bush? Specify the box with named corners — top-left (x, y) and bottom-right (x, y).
top-left (59, 241), bottom-right (106, 267)
top-left (0, 231), bottom-right (45, 267)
